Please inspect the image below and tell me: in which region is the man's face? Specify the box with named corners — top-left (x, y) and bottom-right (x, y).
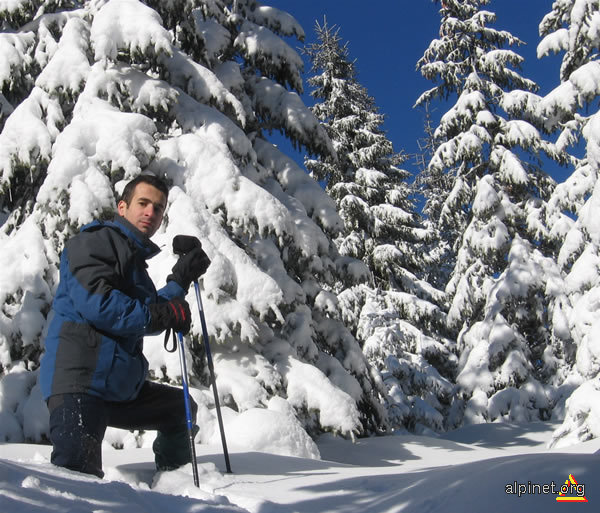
top-left (117, 183), bottom-right (167, 237)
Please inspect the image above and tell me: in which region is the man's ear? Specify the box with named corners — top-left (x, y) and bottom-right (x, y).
top-left (117, 200), bottom-right (127, 216)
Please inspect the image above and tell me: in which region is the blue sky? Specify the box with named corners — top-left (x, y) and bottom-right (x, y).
top-left (267, 0), bottom-right (569, 182)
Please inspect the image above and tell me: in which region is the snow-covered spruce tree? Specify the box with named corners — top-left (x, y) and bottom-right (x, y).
top-left (414, 101), bottom-right (455, 290)
top-left (536, 0), bottom-right (600, 448)
top-left (304, 19), bottom-right (455, 434)
top-left (416, 0), bottom-right (567, 428)
top-left (0, 0), bottom-right (386, 448)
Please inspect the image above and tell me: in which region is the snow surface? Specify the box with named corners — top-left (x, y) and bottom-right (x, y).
top-left (1, 421), bottom-right (598, 512)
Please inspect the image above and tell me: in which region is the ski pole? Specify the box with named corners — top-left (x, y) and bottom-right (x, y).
top-left (193, 280), bottom-right (232, 473)
top-left (176, 331), bottom-right (200, 487)
top-left (171, 235), bottom-right (231, 473)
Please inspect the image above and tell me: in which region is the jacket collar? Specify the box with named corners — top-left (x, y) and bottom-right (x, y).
top-left (81, 216), bottom-right (161, 260)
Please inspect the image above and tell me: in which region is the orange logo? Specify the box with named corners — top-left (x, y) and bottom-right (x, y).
top-left (556, 474), bottom-right (588, 503)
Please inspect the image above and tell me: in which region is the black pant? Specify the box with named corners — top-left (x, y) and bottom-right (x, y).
top-left (48, 381), bottom-right (198, 478)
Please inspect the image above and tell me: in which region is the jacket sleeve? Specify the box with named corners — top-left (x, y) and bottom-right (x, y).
top-left (62, 229), bottom-right (151, 337)
top-left (156, 279), bottom-right (186, 302)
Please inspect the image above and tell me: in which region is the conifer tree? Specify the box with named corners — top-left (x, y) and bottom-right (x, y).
top-left (536, 0), bottom-right (600, 447)
top-left (414, 101), bottom-right (454, 290)
top-left (0, 0), bottom-right (386, 445)
top-left (416, 0), bottom-right (565, 427)
top-left (305, 19), bottom-right (455, 433)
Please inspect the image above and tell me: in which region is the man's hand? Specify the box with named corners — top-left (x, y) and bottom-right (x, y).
top-left (168, 235), bottom-right (211, 290)
top-left (148, 297), bottom-right (192, 334)
top-left (172, 235), bottom-right (202, 256)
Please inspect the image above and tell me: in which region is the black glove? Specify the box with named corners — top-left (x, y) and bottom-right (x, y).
top-left (148, 297), bottom-right (192, 335)
top-left (172, 235), bottom-right (202, 255)
top-left (168, 235), bottom-right (211, 290)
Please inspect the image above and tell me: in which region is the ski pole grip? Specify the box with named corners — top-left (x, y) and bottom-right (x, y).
top-left (173, 235), bottom-right (202, 256)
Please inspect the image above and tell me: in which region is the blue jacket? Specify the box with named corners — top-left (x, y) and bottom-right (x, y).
top-left (40, 216), bottom-right (184, 402)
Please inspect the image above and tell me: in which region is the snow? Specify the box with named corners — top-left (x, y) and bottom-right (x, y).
top-left (169, 89), bottom-right (252, 159)
top-left (537, 81), bottom-right (578, 126)
top-left (472, 175), bottom-right (499, 217)
top-left (253, 139), bottom-right (343, 234)
top-left (437, 90), bottom-right (486, 133)
top-left (551, 376), bottom-right (600, 448)
top-left (279, 355), bottom-right (361, 435)
top-left (212, 397), bottom-right (320, 460)
top-left (162, 48), bottom-right (246, 125)
top-left (1, 421), bottom-right (598, 512)
top-left (0, 87), bottom-right (63, 185)
top-left (235, 20), bottom-right (303, 91)
top-left (192, 16), bottom-right (231, 64)
top-left (247, 75), bottom-right (333, 156)
top-left (582, 111), bottom-right (600, 174)
top-left (0, 32), bottom-right (35, 86)
top-left (570, 61), bottom-right (600, 100)
top-left (0, 217), bottom-right (53, 367)
top-left (249, 5), bottom-right (305, 40)
top-left (502, 120), bottom-right (541, 150)
top-left (497, 149), bottom-right (528, 185)
top-left (35, 16), bottom-right (91, 94)
top-left (90, 0), bottom-right (172, 62)
top-left (537, 28), bottom-right (568, 58)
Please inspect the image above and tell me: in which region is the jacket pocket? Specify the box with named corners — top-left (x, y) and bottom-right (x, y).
top-left (104, 343), bottom-right (148, 402)
top-left (53, 321), bottom-right (103, 394)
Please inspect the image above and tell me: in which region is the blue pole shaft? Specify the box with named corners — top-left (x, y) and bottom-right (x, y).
top-left (177, 332), bottom-right (200, 487)
top-left (193, 281), bottom-right (232, 474)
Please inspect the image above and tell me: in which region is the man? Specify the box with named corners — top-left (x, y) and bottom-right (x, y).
top-left (40, 174), bottom-right (210, 478)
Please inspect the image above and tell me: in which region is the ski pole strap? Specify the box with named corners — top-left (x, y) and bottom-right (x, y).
top-left (164, 328), bottom-right (177, 353)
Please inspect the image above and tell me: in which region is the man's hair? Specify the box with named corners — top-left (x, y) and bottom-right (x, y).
top-left (120, 174), bottom-right (169, 206)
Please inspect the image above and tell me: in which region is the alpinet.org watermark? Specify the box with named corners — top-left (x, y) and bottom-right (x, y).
top-left (505, 474), bottom-right (588, 502)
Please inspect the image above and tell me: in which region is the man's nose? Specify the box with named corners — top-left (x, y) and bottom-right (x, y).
top-left (144, 204), bottom-right (157, 217)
